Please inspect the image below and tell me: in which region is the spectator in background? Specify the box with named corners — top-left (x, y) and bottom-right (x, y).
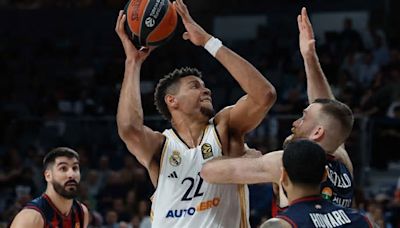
top-left (372, 35), bottom-right (390, 67)
top-left (103, 210), bottom-right (119, 228)
top-left (357, 51), bottom-right (380, 89)
top-left (340, 18), bottom-right (364, 54)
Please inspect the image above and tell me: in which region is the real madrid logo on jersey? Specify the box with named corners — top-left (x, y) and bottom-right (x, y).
top-left (169, 151), bottom-right (181, 167)
top-left (201, 143), bottom-right (213, 160)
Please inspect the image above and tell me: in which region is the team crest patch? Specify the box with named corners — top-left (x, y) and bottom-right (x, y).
top-left (201, 143), bottom-right (213, 159)
top-left (169, 151), bottom-right (181, 167)
top-left (321, 187), bottom-right (333, 200)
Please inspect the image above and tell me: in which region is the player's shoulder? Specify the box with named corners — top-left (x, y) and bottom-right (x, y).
top-left (214, 105), bottom-right (233, 124)
top-left (260, 218), bottom-right (292, 228)
top-left (78, 201), bottom-right (90, 227)
top-left (10, 208), bottom-right (44, 228)
top-left (75, 199), bottom-right (89, 212)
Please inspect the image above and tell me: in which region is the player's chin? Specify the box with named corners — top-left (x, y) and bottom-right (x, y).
top-left (200, 106), bottom-right (215, 118)
top-left (65, 184), bottom-right (78, 191)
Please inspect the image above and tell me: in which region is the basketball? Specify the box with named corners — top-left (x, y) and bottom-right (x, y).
top-left (124, 0), bottom-right (178, 47)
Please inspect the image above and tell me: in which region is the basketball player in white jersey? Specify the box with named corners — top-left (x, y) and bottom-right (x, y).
top-left (115, 0), bottom-right (276, 227)
top-left (200, 7), bottom-right (355, 212)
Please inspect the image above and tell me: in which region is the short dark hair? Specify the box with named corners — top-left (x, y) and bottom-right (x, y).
top-left (283, 139), bottom-right (326, 185)
top-left (154, 67), bottom-right (202, 120)
top-left (43, 147), bottom-right (79, 170)
top-left (313, 99), bottom-right (354, 139)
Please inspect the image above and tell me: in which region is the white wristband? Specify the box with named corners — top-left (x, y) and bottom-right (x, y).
top-left (204, 37), bottom-right (223, 57)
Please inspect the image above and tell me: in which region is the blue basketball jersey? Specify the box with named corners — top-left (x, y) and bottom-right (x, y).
top-left (23, 194), bottom-right (85, 228)
top-left (320, 155), bottom-right (353, 208)
top-left (276, 196), bottom-right (372, 228)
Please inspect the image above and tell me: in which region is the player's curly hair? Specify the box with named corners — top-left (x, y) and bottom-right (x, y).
top-left (154, 67), bottom-right (202, 120)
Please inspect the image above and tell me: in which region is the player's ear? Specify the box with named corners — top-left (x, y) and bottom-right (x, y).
top-left (311, 125), bottom-right (324, 141)
top-left (165, 94), bottom-right (178, 108)
top-left (44, 169), bottom-right (52, 182)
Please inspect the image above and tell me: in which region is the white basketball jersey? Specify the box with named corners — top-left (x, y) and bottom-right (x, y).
top-left (151, 122), bottom-right (250, 228)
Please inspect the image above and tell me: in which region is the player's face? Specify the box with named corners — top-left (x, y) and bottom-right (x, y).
top-left (290, 103), bottom-right (321, 140)
top-left (50, 157), bottom-right (80, 199)
top-left (176, 76), bottom-right (214, 118)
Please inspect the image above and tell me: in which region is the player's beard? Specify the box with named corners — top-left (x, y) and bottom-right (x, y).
top-left (52, 180), bottom-right (79, 199)
top-left (200, 106), bottom-right (215, 119)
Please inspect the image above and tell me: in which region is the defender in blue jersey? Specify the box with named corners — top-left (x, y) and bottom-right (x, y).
top-left (321, 154), bottom-right (353, 207)
top-left (261, 140), bottom-right (372, 228)
top-left (10, 147), bottom-right (89, 228)
top-left (200, 7), bottom-right (355, 212)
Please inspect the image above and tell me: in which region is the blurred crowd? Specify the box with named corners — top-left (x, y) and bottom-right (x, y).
top-left (1, 2), bottom-right (400, 228)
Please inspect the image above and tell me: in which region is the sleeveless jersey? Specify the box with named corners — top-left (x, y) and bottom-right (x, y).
top-left (151, 122), bottom-right (250, 228)
top-left (276, 196), bottom-right (372, 228)
top-left (271, 194), bottom-right (287, 217)
top-left (321, 155), bottom-right (354, 208)
top-left (23, 194), bottom-right (85, 228)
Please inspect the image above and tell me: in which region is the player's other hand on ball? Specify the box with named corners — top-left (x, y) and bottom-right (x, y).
top-left (173, 0), bottom-right (212, 47)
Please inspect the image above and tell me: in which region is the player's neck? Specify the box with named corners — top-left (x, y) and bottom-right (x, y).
top-left (172, 116), bottom-right (208, 148)
top-left (45, 188), bottom-right (74, 216)
top-left (288, 185), bottom-right (320, 204)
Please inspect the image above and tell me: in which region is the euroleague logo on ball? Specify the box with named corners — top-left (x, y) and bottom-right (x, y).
top-left (145, 17), bottom-right (156, 28)
top-left (124, 0), bottom-right (177, 47)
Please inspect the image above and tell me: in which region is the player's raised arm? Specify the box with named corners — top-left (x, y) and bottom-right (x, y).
top-left (115, 10), bottom-right (164, 174)
top-left (174, 0), bottom-right (276, 150)
top-left (298, 7), bottom-right (335, 104)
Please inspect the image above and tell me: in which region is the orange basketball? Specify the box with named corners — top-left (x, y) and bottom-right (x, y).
top-left (124, 0), bottom-right (178, 47)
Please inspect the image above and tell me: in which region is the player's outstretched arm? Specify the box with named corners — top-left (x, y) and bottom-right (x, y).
top-left (200, 150), bottom-right (283, 184)
top-left (298, 7), bottom-right (334, 104)
top-left (299, 8), bottom-right (353, 158)
top-left (174, 0), bottom-right (276, 154)
top-left (10, 209), bottom-right (44, 228)
top-left (115, 10), bottom-right (164, 176)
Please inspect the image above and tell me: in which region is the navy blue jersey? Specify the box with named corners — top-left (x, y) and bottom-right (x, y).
top-left (320, 155), bottom-right (353, 208)
top-left (276, 196), bottom-right (372, 228)
top-left (24, 194), bottom-right (85, 228)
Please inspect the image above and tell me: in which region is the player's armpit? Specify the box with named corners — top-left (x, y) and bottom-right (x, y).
top-left (121, 126), bottom-right (165, 169)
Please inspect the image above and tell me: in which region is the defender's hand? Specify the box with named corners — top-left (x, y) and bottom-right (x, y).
top-left (298, 7), bottom-right (316, 58)
top-left (242, 147), bottom-right (262, 158)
